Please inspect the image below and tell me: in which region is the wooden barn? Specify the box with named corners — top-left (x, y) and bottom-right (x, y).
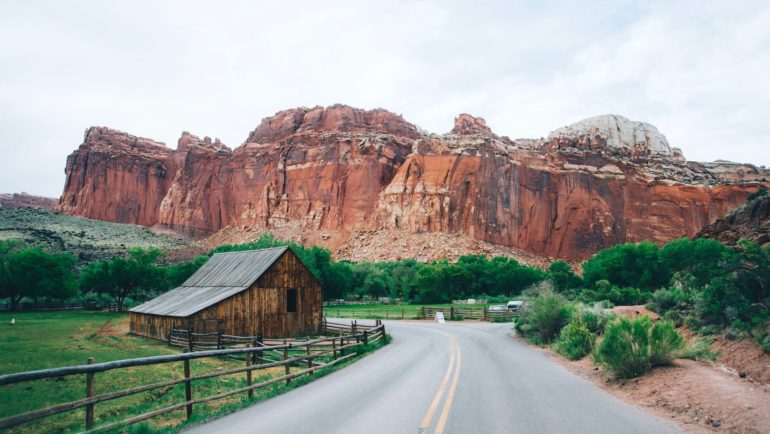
top-left (129, 246), bottom-right (322, 340)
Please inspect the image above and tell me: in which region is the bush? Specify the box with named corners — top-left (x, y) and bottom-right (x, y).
top-left (760, 335), bottom-right (770, 353)
top-left (650, 320), bottom-right (685, 366)
top-left (555, 319), bottom-right (595, 360)
top-left (648, 287), bottom-right (693, 314)
top-left (516, 282), bottom-right (574, 344)
top-left (675, 338), bottom-right (719, 362)
top-left (577, 309), bottom-right (614, 335)
top-left (597, 316), bottom-right (684, 378)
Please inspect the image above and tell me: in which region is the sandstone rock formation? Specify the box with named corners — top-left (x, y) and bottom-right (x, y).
top-left (545, 114), bottom-right (672, 158)
top-left (58, 105), bottom-right (769, 261)
top-left (0, 193), bottom-right (57, 210)
top-left (697, 191), bottom-right (770, 247)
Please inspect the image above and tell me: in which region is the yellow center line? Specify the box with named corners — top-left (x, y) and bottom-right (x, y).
top-left (418, 331), bottom-right (458, 432)
top-left (434, 334), bottom-right (462, 434)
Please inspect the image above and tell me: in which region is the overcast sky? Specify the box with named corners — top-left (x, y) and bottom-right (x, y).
top-left (1, 0), bottom-right (769, 197)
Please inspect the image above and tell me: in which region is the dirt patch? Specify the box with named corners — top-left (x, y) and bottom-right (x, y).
top-left (548, 348), bottom-right (770, 433)
top-left (96, 317), bottom-right (130, 337)
top-left (712, 336), bottom-right (770, 385)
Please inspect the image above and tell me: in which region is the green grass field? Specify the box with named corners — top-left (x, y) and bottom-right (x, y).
top-left (0, 311), bottom-right (383, 433)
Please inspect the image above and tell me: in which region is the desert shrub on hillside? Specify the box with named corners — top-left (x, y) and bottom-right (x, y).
top-left (576, 308), bottom-right (615, 335)
top-left (760, 335), bottom-right (770, 353)
top-left (515, 282), bottom-right (574, 344)
top-left (597, 316), bottom-right (684, 378)
top-left (650, 320), bottom-right (685, 365)
top-left (675, 337), bottom-right (719, 362)
top-left (555, 318), bottom-right (594, 360)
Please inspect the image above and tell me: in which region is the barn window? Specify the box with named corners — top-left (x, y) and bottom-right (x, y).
top-left (286, 288), bottom-right (297, 313)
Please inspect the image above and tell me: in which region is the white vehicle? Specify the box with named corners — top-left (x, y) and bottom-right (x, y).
top-left (506, 300), bottom-right (525, 311)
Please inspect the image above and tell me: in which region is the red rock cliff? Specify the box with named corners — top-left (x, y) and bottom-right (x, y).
top-left (58, 106), bottom-right (769, 260)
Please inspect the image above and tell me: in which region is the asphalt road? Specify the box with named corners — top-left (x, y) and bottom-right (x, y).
top-left (185, 321), bottom-right (680, 434)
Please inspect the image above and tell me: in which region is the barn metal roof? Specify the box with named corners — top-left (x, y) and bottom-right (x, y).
top-left (130, 246), bottom-right (289, 317)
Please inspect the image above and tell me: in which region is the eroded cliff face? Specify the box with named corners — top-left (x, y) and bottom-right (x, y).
top-left (58, 105), bottom-right (769, 260)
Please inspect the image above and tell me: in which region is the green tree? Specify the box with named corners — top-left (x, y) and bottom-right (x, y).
top-left (659, 238), bottom-right (736, 288)
top-left (582, 241), bottom-right (668, 290)
top-left (0, 240), bottom-right (78, 310)
top-left (547, 260), bottom-right (582, 292)
top-left (79, 248), bottom-right (165, 310)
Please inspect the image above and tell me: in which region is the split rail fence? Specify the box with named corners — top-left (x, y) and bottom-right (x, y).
top-left (323, 306), bottom-right (517, 321)
top-left (0, 321), bottom-right (385, 433)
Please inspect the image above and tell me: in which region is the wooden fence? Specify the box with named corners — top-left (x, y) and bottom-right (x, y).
top-left (0, 321), bottom-right (386, 432)
top-left (0, 301), bottom-right (129, 312)
top-left (421, 306), bottom-right (516, 322)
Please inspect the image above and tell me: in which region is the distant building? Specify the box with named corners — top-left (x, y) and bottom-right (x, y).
top-left (129, 247), bottom-right (322, 340)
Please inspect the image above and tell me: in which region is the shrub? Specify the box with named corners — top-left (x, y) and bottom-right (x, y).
top-left (555, 319), bottom-right (595, 360)
top-left (650, 320), bottom-right (685, 366)
top-left (648, 287), bottom-right (693, 314)
top-left (516, 282), bottom-right (574, 344)
top-left (675, 338), bottom-right (719, 362)
top-left (760, 335), bottom-right (770, 353)
top-left (597, 316), bottom-right (685, 378)
top-left (577, 309), bottom-right (615, 335)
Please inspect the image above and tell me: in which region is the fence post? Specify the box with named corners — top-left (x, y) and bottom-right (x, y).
top-left (450, 306), bottom-right (455, 320)
top-left (256, 335), bottom-right (263, 365)
top-left (85, 357), bottom-right (95, 430)
top-left (187, 326), bottom-right (193, 352)
top-left (183, 353), bottom-right (193, 419)
top-left (332, 337), bottom-right (337, 359)
top-left (217, 331), bottom-right (222, 350)
top-left (306, 342), bottom-right (312, 372)
top-left (483, 307), bottom-right (488, 322)
top-left (363, 330), bottom-right (369, 346)
top-left (283, 340), bottom-right (291, 385)
top-left (246, 345), bottom-right (253, 399)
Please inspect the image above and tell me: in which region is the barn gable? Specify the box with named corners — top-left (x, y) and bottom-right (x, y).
top-left (130, 246), bottom-right (289, 317)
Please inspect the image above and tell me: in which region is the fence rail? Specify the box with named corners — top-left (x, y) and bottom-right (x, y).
top-left (323, 306), bottom-right (518, 322)
top-left (0, 321), bottom-right (386, 432)
top-left (0, 301), bottom-right (130, 312)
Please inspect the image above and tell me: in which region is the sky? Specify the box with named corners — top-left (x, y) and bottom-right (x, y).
top-left (1, 0), bottom-right (769, 197)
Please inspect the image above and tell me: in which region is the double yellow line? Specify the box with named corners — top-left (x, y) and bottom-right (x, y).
top-left (419, 332), bottom-right (462, 434)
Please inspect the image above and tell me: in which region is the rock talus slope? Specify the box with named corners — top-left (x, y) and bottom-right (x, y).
top-left (58, 106), bottom-right (769, 261)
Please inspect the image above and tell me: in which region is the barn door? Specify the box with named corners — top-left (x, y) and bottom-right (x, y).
top-left (285, 288), bottom-right (298, 337)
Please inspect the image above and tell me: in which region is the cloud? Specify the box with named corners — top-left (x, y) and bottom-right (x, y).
top-left (1, 0), bottom-right (769, 196)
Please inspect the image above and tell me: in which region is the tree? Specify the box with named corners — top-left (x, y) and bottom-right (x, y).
top-left (547, 260), bottom-right (582, 292)
top-left (79, 248), bottom-right (165, 310)
top-left (0, 240), bottom-right (78, 310)
top-left (582, 241), bottom-right (668, 290)
top-left (659, 238), bottom-right (736, 288)
top-left (163, 255), bottom-right (209, 289)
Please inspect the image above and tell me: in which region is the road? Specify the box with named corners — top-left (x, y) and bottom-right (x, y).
top-left (186, 321), bottom-right (680, 434)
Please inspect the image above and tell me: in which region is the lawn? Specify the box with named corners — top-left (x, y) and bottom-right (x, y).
top-left (0, 311), bottom-right (383, 433)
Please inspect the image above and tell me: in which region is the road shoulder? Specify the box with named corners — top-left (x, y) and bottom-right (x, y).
top-left (519, 336), bottom-right (770, 433)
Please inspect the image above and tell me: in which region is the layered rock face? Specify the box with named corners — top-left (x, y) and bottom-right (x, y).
top-left (58, 105), bottom-right (769, 260)
top-left (697, 192), bottom-right (770, 247)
